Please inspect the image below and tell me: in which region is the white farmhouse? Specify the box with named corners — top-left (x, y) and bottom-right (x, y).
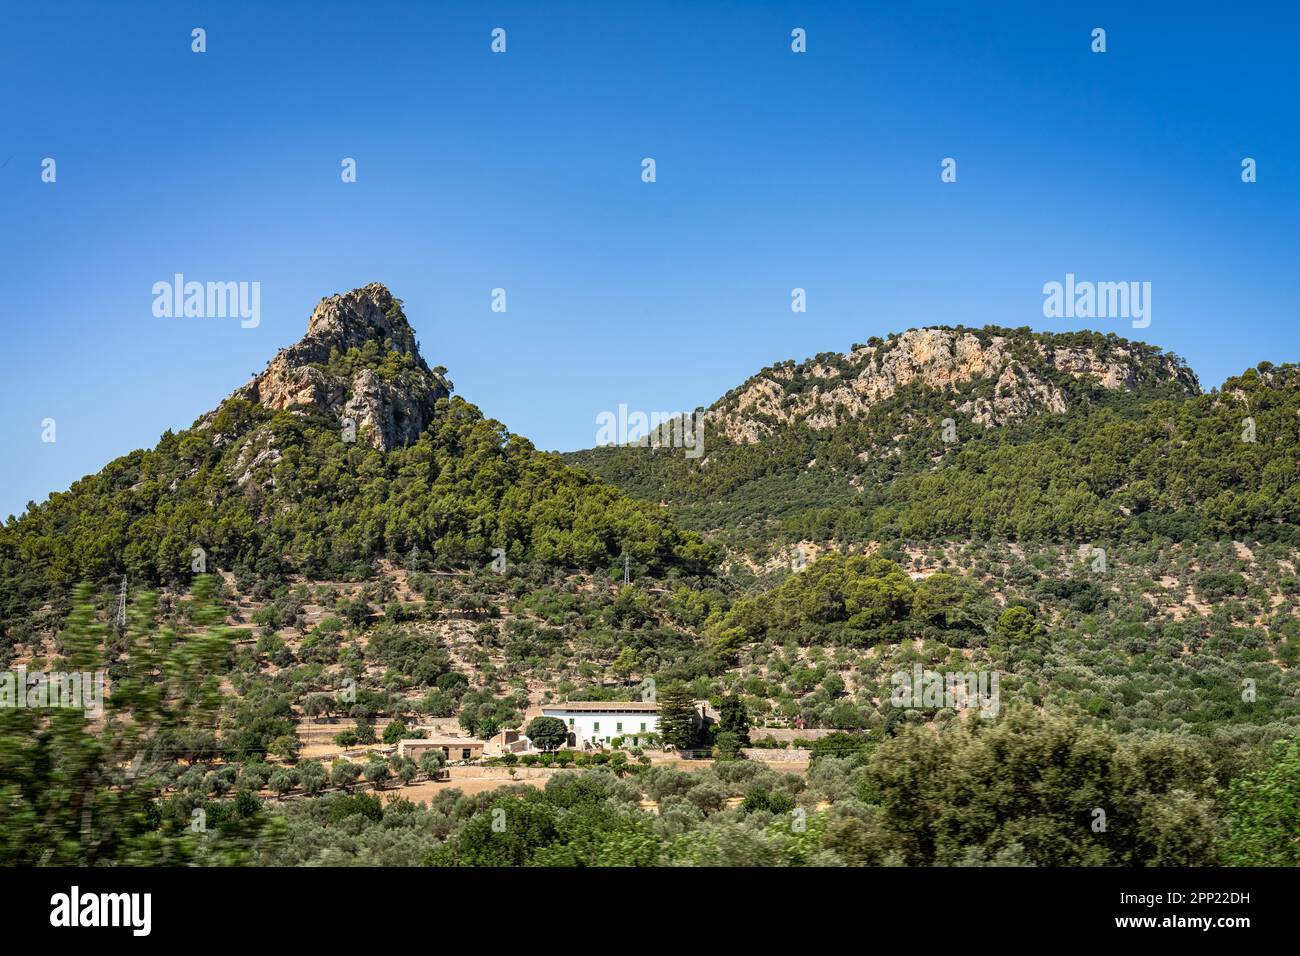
top-left (538, 701), bottom-right (660, 749)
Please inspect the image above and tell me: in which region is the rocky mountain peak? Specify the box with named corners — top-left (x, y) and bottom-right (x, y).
top-left (707, 326), bottom-right (1200, 444)
top-left (303, 283), bottom-right (424, 363)
top-left (208, 284), bottom-right (449, 452)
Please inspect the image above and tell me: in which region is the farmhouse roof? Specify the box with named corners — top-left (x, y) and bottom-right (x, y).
top-left (541, 701), bottom-right (660, 713)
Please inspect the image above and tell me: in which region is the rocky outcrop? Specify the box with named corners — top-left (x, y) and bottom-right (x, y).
top-left (707, 327), bottom-right (1200, 443)
top-left (300, 283), bottom-right (423, 360)
top-left (203, 283), bottom-right (449, 451)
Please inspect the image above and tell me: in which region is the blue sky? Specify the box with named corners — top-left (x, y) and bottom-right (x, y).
top-left (2, 1), bottom-right (1297, 519)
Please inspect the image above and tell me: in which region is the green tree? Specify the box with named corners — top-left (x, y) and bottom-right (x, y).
top-left (269, 769), bottom-right (296, 800)
top-left (353, 718), bottom-right (377, 745)
top-left (611, 647), bottom-right (639, 680)
top-left (995, 605), bottom-right (1042, 641)
top-left (526, 716), bottom-right (569, 752)
top-left (297, 760), bottom-right (328, 796)
top-left (658, 686), bottom-right (697, 752)
top-left (392, 756), bottom-right (419, 787)
top-left (424, 793), bottom-right (559, 867)
top-left (365, 759), bottom-right (391, 790)
top-left (718, 695), bottom-right (751, 746)
top-left (269, 733), bottom-right (301, 762)
top-left (713, 730), bottom-right (742, 760)
top-left (331, 760), bottom-right (362, 792)
top-left (1219, 738), bottom-right (1300, 866)
top-left (861, 709), bottom-right (1217, 866)
top-left (303, 694), bottom-right (334, 720)
top-left (419, 749), bottom-right (446, 779)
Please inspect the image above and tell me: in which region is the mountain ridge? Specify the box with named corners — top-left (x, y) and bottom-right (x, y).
top-left (564, 325), bottom-right (1296, 551)
top-left (704, 325), bottom-right (1200, 444)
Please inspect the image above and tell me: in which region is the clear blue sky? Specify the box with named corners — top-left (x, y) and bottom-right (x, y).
top-left (2, 1), bottom-right (1297, 520)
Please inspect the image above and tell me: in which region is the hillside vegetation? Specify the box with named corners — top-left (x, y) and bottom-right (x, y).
top-left (3, 289), bottom-right (1296, 869)
top-left (567, 330), bottom-right (1298, 552)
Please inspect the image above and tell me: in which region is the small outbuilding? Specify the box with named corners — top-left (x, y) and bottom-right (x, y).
top-left (396, 736), bottom-right (486, 762)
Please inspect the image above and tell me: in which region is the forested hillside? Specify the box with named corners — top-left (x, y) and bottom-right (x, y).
top-left (0, 287), bottom-right (713, 649)
top-left (566, 329), bottom-right (1298, 553)
top-left (3, 291), bottom-right (1297, 870)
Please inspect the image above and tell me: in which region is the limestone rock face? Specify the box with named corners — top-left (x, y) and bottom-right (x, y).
top-left (209, 283), bottom-right (450, 451)
top-left (301, 283), bottom-right (423, 359)
top-left (707, 327), bottom-right (1199, 444)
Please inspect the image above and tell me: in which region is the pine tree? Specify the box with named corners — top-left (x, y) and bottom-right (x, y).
top-left (658, 685), bottom-right (697, 751)
top-left (718, 694), bottom-right (750, 746)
